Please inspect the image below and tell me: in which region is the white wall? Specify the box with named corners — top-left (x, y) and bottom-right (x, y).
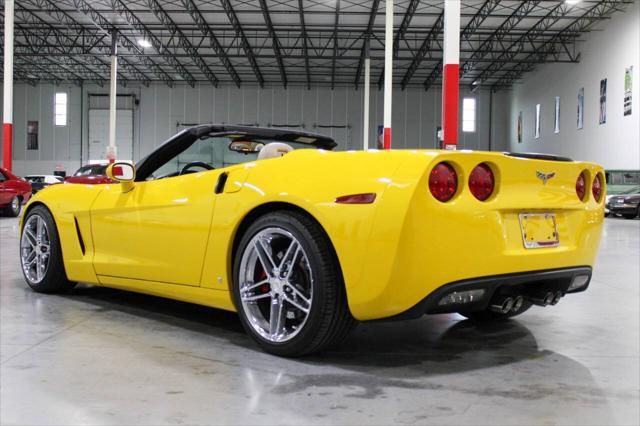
top-left (506, 2), bottom-right (640, 169)
top-left (1, 81), bottom-right (508, 177)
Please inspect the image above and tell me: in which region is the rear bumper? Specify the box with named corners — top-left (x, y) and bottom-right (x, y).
top-left (382, 266), bottom-right (592, 320)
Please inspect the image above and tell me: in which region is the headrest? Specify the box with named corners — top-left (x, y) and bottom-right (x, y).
top-left (257, 142), bottom-right (294, 160)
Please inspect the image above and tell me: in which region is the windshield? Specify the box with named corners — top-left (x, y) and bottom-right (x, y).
top-left (149, 135), bottom-right (316, 180)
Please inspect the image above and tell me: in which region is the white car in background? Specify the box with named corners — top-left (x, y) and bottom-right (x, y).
top-left (24, 175), bottom-right (64, 194)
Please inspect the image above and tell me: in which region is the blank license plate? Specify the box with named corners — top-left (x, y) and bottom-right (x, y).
top-left (519, 213), bottom-right (559, 249)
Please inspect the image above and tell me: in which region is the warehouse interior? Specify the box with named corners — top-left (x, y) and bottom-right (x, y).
top-left (1, 1), bottom-right (639, 425)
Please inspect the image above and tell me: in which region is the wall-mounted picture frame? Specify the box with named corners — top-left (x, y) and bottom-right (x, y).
top-left (599, 78), bottom-right (607, 125)
top-left (577, 88), bottom-right (584, 130)
top-left (535, 104), bottom-right (541, 139)
top-left (554, 96), bottom-right (560, 134)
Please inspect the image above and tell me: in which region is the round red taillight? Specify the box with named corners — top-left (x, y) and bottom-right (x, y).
top-left (468, 163), bottom-right (495, 201)
top-left (576, 172), bottom-right (587, 201)
top-left (429, 162), bottom-right (458, 202)
top-left (592, 173), bottom-right (603, 202)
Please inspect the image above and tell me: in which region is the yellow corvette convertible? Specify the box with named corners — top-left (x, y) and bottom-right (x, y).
top-left (19, 125), bottom-right (605, 356)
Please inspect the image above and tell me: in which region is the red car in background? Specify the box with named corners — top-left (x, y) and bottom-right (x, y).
top-left (0, 167), bottom-right (32, 217)
top-left (65, 163), bottom-right (114, 184)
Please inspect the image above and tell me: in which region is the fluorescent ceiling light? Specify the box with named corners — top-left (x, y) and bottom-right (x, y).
top-left (565, 0), bottom-right (581, 4)
top-left (137, 39), bottom-right (152, 48)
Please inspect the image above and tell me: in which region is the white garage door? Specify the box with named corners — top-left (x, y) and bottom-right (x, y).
top-left (89, 109), bottom-right (134, 162)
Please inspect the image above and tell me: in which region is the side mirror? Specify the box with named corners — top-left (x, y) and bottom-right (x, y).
top-left (106, 162), bottom-right (136, 192)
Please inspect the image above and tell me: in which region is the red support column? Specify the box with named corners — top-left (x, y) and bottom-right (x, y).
top-left (441, 0), bottom-right (460, 150)
top-left (3, 0), bottom-right (14, 170)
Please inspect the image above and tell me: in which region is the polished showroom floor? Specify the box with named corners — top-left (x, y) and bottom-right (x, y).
top-left (1, 215), bottom-right (638, 425)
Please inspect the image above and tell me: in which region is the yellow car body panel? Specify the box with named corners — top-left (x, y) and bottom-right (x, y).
top-left (21, 149), bottom-right (604, 321)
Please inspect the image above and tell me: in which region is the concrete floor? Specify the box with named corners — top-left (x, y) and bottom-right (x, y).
top-left (1, 216), bottom-right (638, 426)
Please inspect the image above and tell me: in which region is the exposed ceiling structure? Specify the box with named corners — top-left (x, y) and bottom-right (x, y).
top-left (0, 0), bottom-right (632, 90)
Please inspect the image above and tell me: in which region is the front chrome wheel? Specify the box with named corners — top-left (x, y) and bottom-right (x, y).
top-left (20, 214), bottom-right (51, 284)
top-left (238, 227), bottom-right (313, 343)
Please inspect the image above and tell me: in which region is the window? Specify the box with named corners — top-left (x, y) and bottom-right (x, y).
top-left (54, 92), bottom-right (67, 126)
top-left (462, 98), bottom-right (476, 132)
top-left (27, 120), bottom-right (38, 150)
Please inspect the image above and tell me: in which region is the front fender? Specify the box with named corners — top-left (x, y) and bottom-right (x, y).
top-left (20, 183), bottom-right (105, 284)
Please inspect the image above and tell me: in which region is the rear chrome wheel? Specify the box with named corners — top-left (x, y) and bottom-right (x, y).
top-left (233, 211), bottom-right (355, 356)
top-left (21, 214), bottom-right (51, 284)
top-left (238, 228), bottom-right (313, 343)
top-left (19, 206), bottom-right (75, 293)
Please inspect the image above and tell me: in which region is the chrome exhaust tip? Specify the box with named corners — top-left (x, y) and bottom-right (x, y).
top-left (512, 295), bottom-right (524, 312)
top-left (490, 296), bottom-right (514, 314)
top-left (528, 291), bottom-right (555, 307)
top-left (550, 291), bottom-right (563, 305)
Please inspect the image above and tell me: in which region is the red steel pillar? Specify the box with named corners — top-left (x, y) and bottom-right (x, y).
top-left (442, 0), bottom-right (460, 150)
top-left (382, 0), bottom-right (393, 149)
top-left (3, 0), bottom-right (14, 170)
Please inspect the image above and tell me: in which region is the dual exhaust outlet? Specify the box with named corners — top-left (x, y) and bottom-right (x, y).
top-left (490, 291), bottom-right (563, 314)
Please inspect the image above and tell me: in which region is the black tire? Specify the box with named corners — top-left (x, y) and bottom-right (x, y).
top-left (458, 300), bottom-right (533, 321)
top-left (232, 210), bottom-right (356, 357)
top-left (3, 196), bottom-right (21, 217)
top-left (20, 205), bottom-right (76, 293)
top-left (623, 207), bottom-right (639, 219)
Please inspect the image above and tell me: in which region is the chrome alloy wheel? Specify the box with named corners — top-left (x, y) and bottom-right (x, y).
top-left (20, 214), bottom-right (51, 284)
top-left (238, 227), bottom-right (313, 343)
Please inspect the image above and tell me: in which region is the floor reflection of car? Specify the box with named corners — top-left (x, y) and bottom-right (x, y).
top-left (0, 167), bottom-right (32, 217)
top-left (606, 187), bottom-right (640, 219)
top-left (65, 163), bottom-right (114, 184)
top-left (24, 175), bottom-right (64, 194)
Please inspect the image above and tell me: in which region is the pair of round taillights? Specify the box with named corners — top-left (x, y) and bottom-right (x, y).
top-left (429, 162), bottom-right (495, 202)
top-left (576, 172), bottom-right (603, 202)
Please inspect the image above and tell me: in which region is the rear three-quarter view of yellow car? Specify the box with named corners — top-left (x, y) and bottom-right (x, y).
top-left (18, 125), bottom-right (605, 356)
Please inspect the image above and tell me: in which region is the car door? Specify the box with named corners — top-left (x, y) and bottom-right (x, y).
top-left (90, 169), bottom-right (223, 286)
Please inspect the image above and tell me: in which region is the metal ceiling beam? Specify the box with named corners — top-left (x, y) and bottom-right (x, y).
top-left (144, 0), bottom-right (217, 87)
top-left (71, 0), bottom-right (173, 86)
top-left (297, 0), bottom-right (312, 89)
top-left (112, 0), bottom-right (195, 86)
top-left (400, 12), bottom-right (444, 90)
top-left (21, 0), bottom-right (151, 86)
top-left (258, 0), bottom-right (287, 87)
top-left (330, 0), bottom-right (341, 90)
top-left (355, 0), bottom-right (380, 90)
top-left (219, 0), bottom-right (263, 87)
top-left (472, 2), bottom-right (571, 88)
top-left (10, 10), bottom-right (106, 85)
top-left (182, 0), bottom-right (242, 87)
top-left (493, 0), bottom-right (625, 89)
top-left (459, 0), bottom-right (542, 77)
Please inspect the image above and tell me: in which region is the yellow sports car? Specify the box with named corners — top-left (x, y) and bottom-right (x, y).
top-left (19, 125), bottom-right (605, 356)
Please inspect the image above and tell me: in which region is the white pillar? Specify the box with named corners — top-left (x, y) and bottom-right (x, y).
top-left (442, 0), bottom-right (461, 150)
top-left (382, 0), bottom-right (393, 149)
top-left (363, 55), bottom-right (371, 150)
top-left (107, 31), bottom-right (118, 163)
top-left (3, 0), bottom-right (14, 170)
